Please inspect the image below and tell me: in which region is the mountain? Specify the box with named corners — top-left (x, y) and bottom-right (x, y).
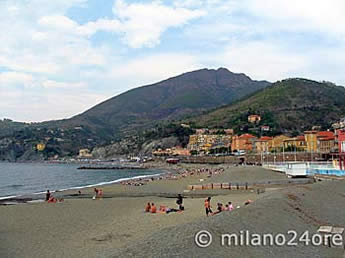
top-left (58, 68), bottom-right (270, 138)
top-left (188, 78), bottom-right (345, 135)
top-left (0, 68), bottom-right (270, 160)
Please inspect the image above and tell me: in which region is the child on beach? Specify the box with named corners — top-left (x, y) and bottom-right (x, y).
top-left (228, 202), bottom-right (234, 211)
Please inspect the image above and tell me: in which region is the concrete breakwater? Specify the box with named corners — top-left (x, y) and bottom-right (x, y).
top-left (77, 166), bottom-right (147, 170)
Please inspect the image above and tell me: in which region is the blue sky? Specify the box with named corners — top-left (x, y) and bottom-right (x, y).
top-left (0, 0), bottom-right (345, 122)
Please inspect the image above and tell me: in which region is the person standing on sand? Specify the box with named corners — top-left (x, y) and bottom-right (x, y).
top-left (176, 194), bottom-right (184, 210)
top-left (93, 188), bottom-right (99, 199)
top-left (204, 197), bottom-right (212, 216)
top-left (45, 190), bottom-right (51, 201)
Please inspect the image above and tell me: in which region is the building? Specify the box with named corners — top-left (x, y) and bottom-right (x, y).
top-left (304, 131), bottom-right (318, 152)
top-left (36, 143), bottom-right (46, 151)
top-left (332, 117), bottom-right (345, 129)
top-left (254, 136), bottom-right (273, 153)
top-left (260, 125), bottom-right (270, 132)
top-left (232, 134), bottom-right (257, 152)
top-left (268, 135), bottom-right (290, 152)
top-left (283, 136), bottom-right (307, 151)
top-left (187, 131), bottom-right (233, 154)
top-left (187, 134), bottom-right (232, 154)
top-left (248, 115), bottom-right (261, 123)
top-left (337, 130), bottom-right (345, 153)
top-left (224, 129), bottom-right (234, 135)
top-left (318, 136), bottom-right (336, 153)
top-left (79, 149), bottom-right (92, 158)
top-left (153, 147), bottom-right (190, 156)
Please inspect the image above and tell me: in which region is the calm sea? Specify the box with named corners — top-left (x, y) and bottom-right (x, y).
top-left (0, 162), bottom-right (161, 199)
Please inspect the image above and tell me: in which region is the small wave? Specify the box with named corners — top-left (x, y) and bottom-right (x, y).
top-left (0, 195), bottom-right (19, 200)
top-left (57, 173), bottom-right (162, 192)
top-left (0, 172), bottom-right (163, 199)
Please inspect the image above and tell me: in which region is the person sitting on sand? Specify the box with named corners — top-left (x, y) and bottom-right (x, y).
top-left (45, 190), bottom-right (51, 201)
top-left (166, 207), bottom-right (180, 214)
top-left (145, 202), bottom-right (151, 212)
top-left (98, 189), bottom-right (103, 199)
top-left (159, 205), bottom-right (167, 212)
top-left (150, 203), bottom-right (157, 213)
top-left (48, 196), bottom-right (57, 203)
top-left (211, 203), bottom-right (223, 215)
top-left (204, 197), bottom-right (212, 216)
top-left (244, 200), bottom-right (253, 205)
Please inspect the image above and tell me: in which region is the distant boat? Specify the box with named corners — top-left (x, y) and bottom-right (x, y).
top-left (166, 158), bottom-right (179, 164)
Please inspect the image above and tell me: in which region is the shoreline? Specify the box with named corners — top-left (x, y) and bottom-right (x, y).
top-left (0, 166), bottom-right (173, 204)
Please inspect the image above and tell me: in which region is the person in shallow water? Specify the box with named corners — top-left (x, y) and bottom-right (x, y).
top-left (45, 190), bottom-right (51, 201)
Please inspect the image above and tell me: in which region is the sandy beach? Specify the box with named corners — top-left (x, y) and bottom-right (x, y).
top-left (0, 164), bottom-right (344, 258)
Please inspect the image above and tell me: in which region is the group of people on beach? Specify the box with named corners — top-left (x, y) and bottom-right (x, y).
top-left (177, 167), bottom-right (225, 178)
top-left (145, 194), bottom-right (184, 214)
top-left (45, 190), bottom-right (64, 203)
top-left (118, 166), bottom-right (226, 188)
top-left (204, 197), bottom-right (252, 216)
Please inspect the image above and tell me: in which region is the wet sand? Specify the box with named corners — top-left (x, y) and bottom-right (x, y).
top-left (0, 164), bottom-right (343, 258)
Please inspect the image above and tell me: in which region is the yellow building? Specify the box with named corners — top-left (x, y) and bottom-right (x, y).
top-left (36, 143), bottom-right (46, 151)
top-left (254, 136), bottom-right (273, 153)
top-left (79, 149), bottom-right (93, 158)
top-left (283, 136), bottom-right (307, 151)
top-left (268, 135), bottom-right (291, 152)
top-left (187, 134), bottom-right (232, 153)
top-left (304, 131), bottom-right (318, 152)
top-left (248, 115), bottom-right (261, 123)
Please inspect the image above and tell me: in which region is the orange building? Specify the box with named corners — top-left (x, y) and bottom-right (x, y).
top-left (232, 134), bottom-right (257, 152)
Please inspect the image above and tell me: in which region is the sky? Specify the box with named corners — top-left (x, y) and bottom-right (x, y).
top-left (1, 0), bottom-right (345, 122)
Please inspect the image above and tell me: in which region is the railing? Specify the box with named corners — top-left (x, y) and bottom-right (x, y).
top-left (264, 161), bottom-right (345, 177)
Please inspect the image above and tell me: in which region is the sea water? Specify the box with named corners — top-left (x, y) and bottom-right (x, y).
top-left (0, 162), bottom-right (161, 199)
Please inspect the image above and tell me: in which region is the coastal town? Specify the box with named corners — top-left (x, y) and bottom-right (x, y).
top-left (151, 115), bottom-right (345, 159)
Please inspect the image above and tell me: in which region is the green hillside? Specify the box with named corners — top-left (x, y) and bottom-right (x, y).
top-left (189, 78), bottom-right (345, 135)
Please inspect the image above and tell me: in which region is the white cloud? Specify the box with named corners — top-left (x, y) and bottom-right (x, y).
top-left (42, 80), bottom-right (87, 89)
top-left (244, 0), bottom-right (345, 38)
top-left (0, 89), bottom-right (108, 122)
top-left (0, 72), bottom-right (34, 87)
top-left (112, 0), bottom-right (205, 48)
top-left (212, 41), bottom-right (308, 82)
